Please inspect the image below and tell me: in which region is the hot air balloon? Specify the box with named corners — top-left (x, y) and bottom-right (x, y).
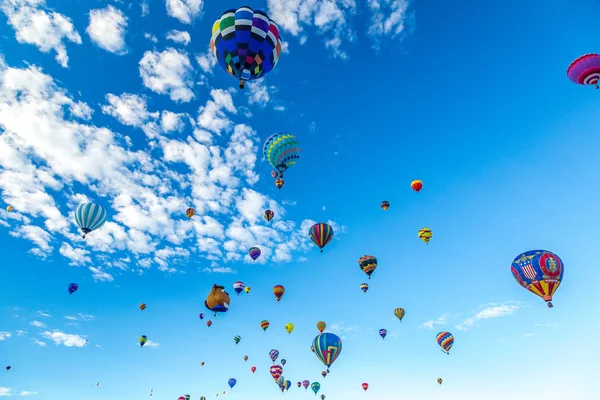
top-left (199, 313), bottom-right (204, 319)
top-left (251, 366), bottom-right (256, 373)
top-left (285, 322), bottom-right (294, 334)
top-left (303, 380), bottom-right (310, 389)
top-left (362, 383), bottom-right (369, 391)
top-left (358, 255), bottom-right (377, 279)
top-left (411, 179), bottom-right (423, 192)
top-left (269, 364), bottom-right (283, 381)
top-left (206, 320), bottom-right (212, 327)
top-left (281, 359), bottom-right (286, 366)
top-left (316, 321), bottom-right (326, 333)
top-left (436, 331), bottom-right (454, 354)
top-left (380, 200), bottom-right (390, 211)
top-left (186, 208), bottom-right (195, 218)
top-left (264, 209), bottom-right (274, 222)
top-left (210, 6), bottom-right (283, 89)
top-left (248, 247), bottom-right (261, 262)
top-left (178, 397), bottom-right (185, 400)
top-left (95, 382), bottom-right (98, 387)
top-left (360, 283), bottom-right (369, 293)
top-left (321, 371), bottom-right (327, 378)
top-left (228, 378), bottom-right (236, 389)
top-left (75, 203), bottom-right (107, 238)
top-left (233, 335), bottom-right (241, 345)
top-left (245, 286), bottom-right (251, 294)
top-left (437, 378), bottom-right (443, 385)
top-left (511, 250), bottom-right (564, 308)
top-left (68, 283), bottom-right (78, 295)
top-left (297, 382), bottom-right (302, 388)
top-left (394, 308), bottom-right (405, 321)
top-left (264, 132), bottom-right (301, 180)
top-left (271, 170), bottom-right (279, 179)
top-left (205, 284), bottom-right (231, 315)
top-left (260, 320), bottom-right (270, 331)
top-left (269, 349), bottom-right (279, 363)
top-left (275, 178), bottom-right (284, 189)
top-left (139, 303), bottom-right (146, 311)
top-left (243, 355), bottom-right (248, 361)
top-left (379, 329), bottom-right (387, 339)
top-left (312, 332), bottom-right (342, 372)
top-left (311, 382), bottom-right (320, 395)
top-left (6, 205), bottom-right (13, 212)
top-left (285, 380), bottom-right (291, 391)
top-left (568, 54), bottom-right (600, 89)
top-left (185, 396), bottom-right (191, 400)
top-left (418, 228), bottom-right (432, 244)
top-left (277, 376), bottom-right (285, 386)
top-left (273, 285), bottom-right (285, 302)
top-left (201, 362), bottom-right (205, 366)
top-left (233, 281), bottom-right (245, 295)
top-left (149, 389), bottom-right (153, 397)
top-left (5, 366), bottom-right (11, 371)
top-left (139, 335), bottom-right (148, 348)
top-left (309, 223), bottom-right (334, 253)
top-left (321, 395), bottom-right (325, 400)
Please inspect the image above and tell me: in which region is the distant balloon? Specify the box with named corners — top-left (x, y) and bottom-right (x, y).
top-left (568, 54), bottom-right (600, 89)
top-left (245, 286), bottom-right (251, 294)
top-left (379, 329), bottom-right (387, 339)
top-left (281, 359), bottom-right (286, 366)
top-left (510, 250), bottom-right (564, 308)
top-left (411, 179), bottom-right (423, 193)
top-left (264, 209), bottom-right (274, 222)
top-left (321, 371), bottom-right (327, 378)
top-left (380, 200), bottom-right (390, 211)
top-left (68, 283), bottom-right (78, 295)
top-left (303, 380), bottom-right (310, 389)
top-left (284, 380), bottom-right (291, 391)
top-left (186, 207), bottom-right (195, 218)
top-left (320, 395), bottom-right (325, 400)
top-left (75, 202), bottom-right (107, 239)
top-left (139, 303), bottom-right (146, 311)
top-left (185, 396), bottom-right (191, 400)
top-left (228, 378), bottom-right (236, 389)
top-left (243, 355), bottom-right (248, 361)
top-left (95, 382), bottom-right (98, 387)
top-left (260, 320), bottom-right (270, 331)
top-left (251, 366), bottom-right (256, 373)
top-left (362, 383), bottom-right (369, 392)
top-left (233, 335), bottom-right (241, 345)
top-left (360, 283), bottom-right (369, 293)
top-left (273, 285), bottom-right (285, 302)
top-left (206, 320), bottom-right (212, 327)
top-left (5, 366), bottom-right (11, 371)
top-left (297, 382), bottom-right (302, 388)
top-left (285, 322), bottom-right (294, 334)
top-left (316, 321), bottom-right (326, 333)
top-left (394, 308), bottom-right (405, 321)
top-left (436, 331), bottom-right (454, 354)
top-left (275, 178), bottom-right (284, 189)
top-left (233, 281), bottom-right (245, 295)
top-left (312, 333), bottom-right (342, 372)
top-left (418, 228), bottom-right (433, 245)
top-left (437, 378), bottom-right (443, 385)
top-left (309, 223), bottom-right (334, 253)
top-left (204, 284), bottom-right (230, 315)
top-left (263, 133), bottom-right (301, 178)
top-left (271, 170), bottom-right (279, 179)
top-left (269, 349), bottom-right (279, 363)
top-left (358, 255), bottom-right (377, 279)
top-left (201, 362), bottom-right (205, 366)
top-left (249, 247), bottom-right (261, 261)
top-left (270, 364), bottom-right (283, 381)
top-left (311, 382), bottom-right (321, 395)
top-left (199, 313), bottom-right (204, 320)
top-left (139, 335), bottom-right (148, 348)
top-left (6, 205), bottom-right (13, 212)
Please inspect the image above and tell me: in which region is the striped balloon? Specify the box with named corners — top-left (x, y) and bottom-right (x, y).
top-left (360, 283), bottom-right (369, 293)
top-left (312, 333), bottom-right (342, 372)
top-left (436, 331), bottom-right (454, 354)
top-left (74, 203), bottom-right (107, 238)
top-left (309, 223), bottom-right (334, 253)
top-left (248, 247), bottom-right (261, 261)
top-left (264, 209), bottom-right (274, 222)
top-left (263, 133), bottom-right (301, 175)
top-left (139, 303), bottom-right (146, 311)
top-left (567, 53), bottom-right (600, 89)
top-left (260, 320), bottom-right (270, 331)
top-left (210, 6), bottom-right (283, 89)
top-left (358, 255), bottom-right (377, 279)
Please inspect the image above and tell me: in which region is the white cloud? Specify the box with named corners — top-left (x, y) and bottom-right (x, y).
top-left (1, 0), bottom-right (82, 67)
top-left (41, 330), bottom-right (87, 347)
top-left (0, 387), bottom-right (14, 396)
top-left (32, 339), bottom-right (46, 346)
top-left (368, 0), bottom-right (413, 46)
top-left (29, 320), bottom-right (46, 328)
top-left (535, 323), bottom-right (558, 327)
top-left (64, 313), bottom-right (94, 322)
top-left (89, 266), bottom-right (114, 282)
top-left (9, 225), bottom-right (53, 257)
top-left (16, 330), bottom-right (27, 336)
top-left (246, 80), bottom-right (274, 107)
top-left (166, 0), bottom-right (203, 24)
top-left (160, 111), bottom-right (186, 132)
top-left (59, 242), bottom-right (91, 265)
top-left (18, 391), bottom-right (37, 397)
top-left (0, 332), bottom-right (11, 340)
top-left (101, 93), bottom-right (158, 128)
top-left (143, 32), bottom-right (157, 43)
top-left (456, 303), bottom-right (520, 331)
top-left (524, 332), bottom-right (534, 337)
top-left (202, 266), bottom-right (236, 274)
top-left (420, 313), bottom-right (451, 329)
top-left (139, 48), bottom-right (195, 102)
top-left (166, 30), bottom-right (191, 46)
top-left (144, 339), bottom-right (159, 347)
top-left (195, 47), bottom-right (216, 74)
top-left (86, 6), bottom-right (128, 55)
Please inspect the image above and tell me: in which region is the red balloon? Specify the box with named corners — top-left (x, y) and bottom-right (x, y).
top-left (362, 383), bottom-right (369, 391)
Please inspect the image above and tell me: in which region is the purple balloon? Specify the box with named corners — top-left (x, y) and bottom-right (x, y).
top-left (199, 313), bottom-right (204, 320)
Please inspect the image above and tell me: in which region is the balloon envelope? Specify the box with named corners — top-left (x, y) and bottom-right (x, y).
top-left (510, 250), bottom-right (564, 307)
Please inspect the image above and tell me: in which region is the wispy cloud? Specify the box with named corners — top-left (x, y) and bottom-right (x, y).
top-left (32, 339), bottom-right (46, 347)
top-left (41, 331), bottom-right (87, 347)
top-left (0, 332), bottom-right (11, 340)
top-left (15, 330), bottom-right (26, 336)
top-left (455, 302), bottom-right (521, 331)
top-left (29, 320), bottom-right (46, 328)
top-left (420, 313), bottom-right (452, 329)
top-left (524, 332), bottom-right (534, 337)
top-left (37, 311), bottom-right (51, 317)
top-left (534, 323), bottom-right (558, 328)
top-left (64, 313), bottom-right (94, 322)
top-left (0, 387), bottom-right (14, 396)
top-left (144, 339), bottom-right (159, 348)
top-left (19, 391), bottom-right (37, 396)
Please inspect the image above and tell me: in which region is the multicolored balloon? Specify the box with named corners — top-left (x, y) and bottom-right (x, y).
top-left (360, 283), bottom-right (369, 293)
top-left (139, 303), bottom-right (146, 311)
top-left (248, 247), bottom-right (261, 261)
top-left (510, 250), bottom-right (564, 308)
top-left (380, 200), bottom-right (390, 211)
top-left (379, 329), bottom-right (387, 339)
top-left (263, 132), bottom-right (301, 177)
top-left (67, 283), bottom-right (78, 295)
top-left (210, 6), bottom-right (283, 89)
top-left (75, 202), bottom-right (107, 238)
top-left (358, 255), bottom-right (377, 279)
top-left (275, 178), bottom-right (284, 189)
top-left (303, 380), bottom-right (310, 389)
top-left (269, 349), bottom-right (279, 363)
top-left (568, 54), bottom-right (600, 89)
top-left (297, 382), bottom-right (302, 388)
top-left (418, 228), bottom-right (432, 244)
top-left (243, 355), bottom-right (248, 361)
top-left (264, 209), bottom-right (274, 222)
top-left (281, 359), bottom-right (286, 366)
top-left (362, 383), bottom-right (369, 392)
top-left (311, 382), bottom-right (321, 395)
top-left (271, 170), bottom-right (278, 179)
top-left (260, 320), bottom-right (270, 331)
top-left (309, 223), bottom-right (334, 253)
top-left (206, 320), bottom-right (212, 327)
top-left (437, 378), bottom-right (443, 385)
top-left (394, 308), bottom-right (405, 321)
top-left (273, 285), bottom-right (285, 302)
top-left (284, 380), bottom-right (291, 391)
top-left (411, 179), bottom-right (423, 193)
top-left (139, 335), bottom-right (148, 348)
top-left (269, 364), bottom-right (282, 380)
top-left (233, 281), bottom-right (245, 295)
top-left (245, 286), bottom-right (251, 294)
top-left (316, 321), bottom-right (326, 333)
top-left (312, 333), bottom-right (342, 372)
top-left (436, 331), bottom-right (454, 354)
top-left (320, 395), bottom-right (325, 400)
top-left (321, 371), bottom-right (327, 378)
top-left (186, 207), bottom-right (195, 218)
top-left (233, 335), bottom-right (241, 345)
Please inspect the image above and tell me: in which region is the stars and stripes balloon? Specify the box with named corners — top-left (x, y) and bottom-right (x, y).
top-left (510, 250), bottom-right (564, 308)
top-left (74, 202), bottom-right (107, 238)
top-left (568, 53), bottom-right (600, 89)
top-left (210, 6), bottom-right (283, 89)
top-left (309, 223), bottom-right (334, 253)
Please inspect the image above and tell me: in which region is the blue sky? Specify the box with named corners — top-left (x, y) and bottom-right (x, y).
top-left (1, 0), bottom-right (600, 398)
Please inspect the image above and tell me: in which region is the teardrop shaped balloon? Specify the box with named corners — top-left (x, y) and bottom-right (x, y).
top-left (263, 133), bottom-right (301, 177)
top-left (139, 335), bottom-right (148, 348)
top-left (437, 378), bottom-right (443, 385)
top-left (228, 378), bottom-right (236, 389)
top-left (199, 313), bottom-right (204, 319)
top-left (248, 247), bottom-right (261, 261)
top-left (362, 383), bottom-right (369, 391)
top-left (6, 205), bottom-right (13, 212)
top-left (321, 371), bottom-right (327, 378)
top-left (436, 331), bottom-right (454, 354)
top-left (139, 303), bottom-right (146, 311)
top-left (378, 329), bottom-right (387, 339)
top-left (360, 283), bottom-right (369, 293)
top-left (271, 170), bottom-right (278, 179)
top-left (243, 355), bottom-right (248, 361)
top-left (273, 285), bottom-right (285, 302)
top-left (316, 321), bottom-right (326, 333)
top-left (394, 308), bottom-right (405, 321)
top-left (297, 382), bottom-right (302, 388)
top-left (320, 395), bottom-right (325, 400)
top-left (309, 223), bottom-right (334, 253)
top-left (233, 335), bottom-right (241, 345)
top-left (380, 200), bottom-right (390, 211)
top-left (210, 7), bottom-right (283, 89)
top-left (233, 281), bottom-right (245, 295)
top-left (74, 202), bottom-right (107, 239)
top-left (68, 283), bottom-right (78, 295)
top-left (269, 349), bottom-right (279, 363)
top-left (269, 364), bottom-right (282, 381)
top-left (285, 322), bottom-right (294, 334)
top-left (418, 228), bottom-right (432, 245)
top-left (260, 320), bottom-right (270, 331)
top-left (568, 54), bottom-right (600, 89)
top-left (511, 250), bottom-right (564, 308)
top-left (312, 333), bottom-right (342, 372)
top-left (311, 382), bottom-right (320, 395)
top-left (264, 209), bottom-right (274, 222)
top-left (281, 358), bottom-right (286, 366)
top-left (303, 380), bottom-right (310, 389)
top-left (186, 207), bottom-right (195, 218)
top-left (206, 320), bottom-right (212, 327)
top-left (411, 179), bottom-right (423, 192)
top-left (358, 255), bottom-right (377, 279)
top-left (251, 366), bottom-right (256, 373)
top-left (245, 286), bottom-right (251, 294)
top-left (284, 380), bottom-right (291, 391)
top-left (275, 178), bottom-right (284, 189)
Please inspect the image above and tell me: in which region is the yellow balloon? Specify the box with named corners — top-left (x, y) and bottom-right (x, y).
top-left (394, 307), bottom-right (405, 321)
top-left (245, 286), bottom-right (251, 293)
top-left (6, 206), bottom-right (13, 212)
top-left (285, 322), bottom-right (294, 334)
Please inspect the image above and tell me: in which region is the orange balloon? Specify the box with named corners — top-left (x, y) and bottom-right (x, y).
top-left (411, 180), bottom-right (423, 193)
